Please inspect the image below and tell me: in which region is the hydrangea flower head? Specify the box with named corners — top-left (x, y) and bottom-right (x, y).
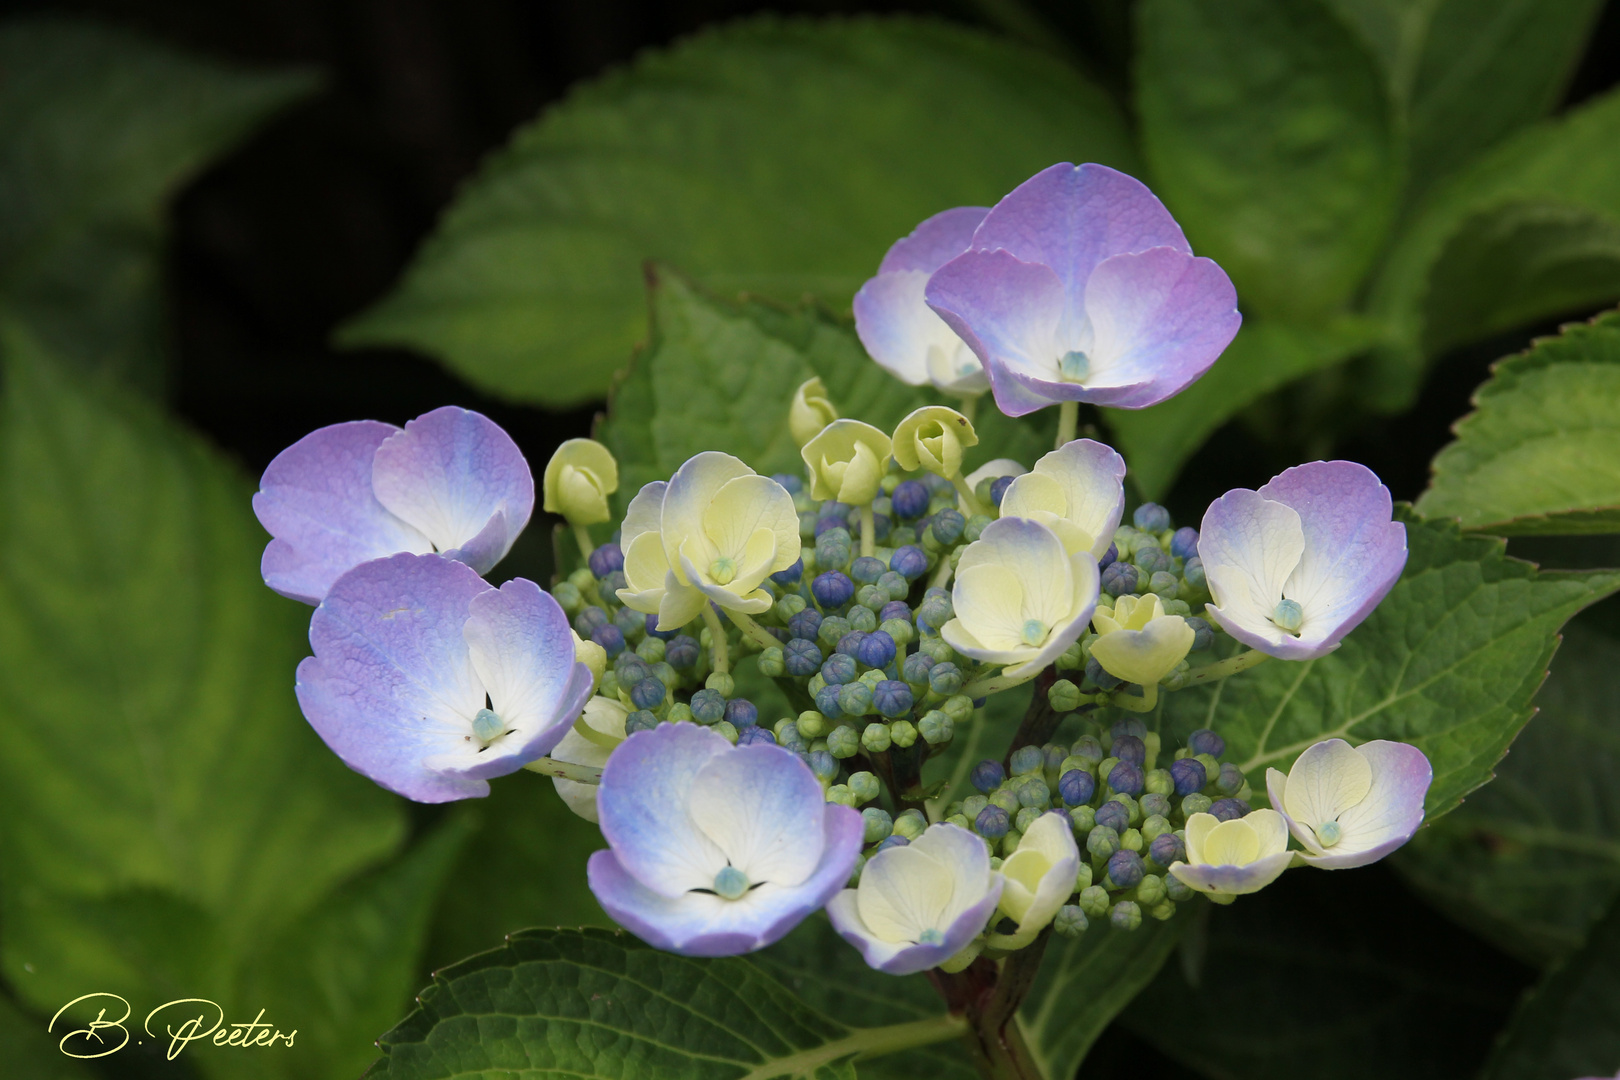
top-left (255, 407), bottom-right (534, 604)
top-left (588, 723), bottom-right (863, 956)
top-left (924, 163), bottom-right (1241, 416)
top-left (1089, 593), bottom-right (1195, 686)
top-left (295, 553), bottom-right (594, 802)
top-left (1169, 809), bottom-right (1293, 899)
top-left (942, 517), bottom-right (1099, 678)
top-left (995, 810), bottom-right (1081, 947)
top-left (802, 420), bottom-right (893, 506)
top-left (617, 452), bottom-right (799, 630)
top-left (854, 206), bottom-right (991, 396)
top-left (999, 438), bottom-right (1126, 560)
top-left (826, 823), bottom-right (1004, 975)
top-left (1199, 461), bottom-right (1407, 660)
top-left (1265, 738), bottom-right (1431, 869)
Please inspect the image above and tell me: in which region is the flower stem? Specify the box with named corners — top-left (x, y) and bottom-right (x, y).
top-left (572, 523), bottom-right (595, 563)
top-left (860, 503), bottom-right (877, 558)
top-left (1181, 649), bottom-right (1270, 685)
top-left (1108, 681), bottom-right (1159, 713)
top-left (1055, 400), bottom-right (1078, 449)
top-left (960, 666), bottom-right (1040, 700)
top-left (951, 473), bottom-right (987, 518)
top-left (930, 553), bottom-right (955, 590)
top-left (725, 608), bottom-right (780, 652)
top-left (701, 605), bottom-right (730, 674)
top-left (522, 756), bottom-right (603, 784)
top-left (927, 930), bottom-right (1053, 1080)
top-left (959, 394), bottom-right (979, 426)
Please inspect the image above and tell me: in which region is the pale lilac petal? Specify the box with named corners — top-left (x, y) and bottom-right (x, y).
top-left (969, 163), bottom-right (1190, 308)
top-left (254, 420), bottom-right (432, 604)
top-left (435, 578), bottom-right (595, 780)
top-left (1301, 741), bottom-right (1431, 869)
top-left (1168, 851), bottom-right (1293, 896)
top-left (370, 406), bottom-right (534, 574)
top-left (1261, 461), bottom-right (1408, 656)
top-left (1078, 248), bottom-right (1241, 408)
top-left (879, 205), bottom-right (990, 274)
top-left (597, 724), bottom-right (731, 898)
top-left (855, 270), bottom-right (959, 387)
top-left (926, 249), bottom-right (1070, 417)
top-left (687, 743), bottom-right (828, 888)
top-left (589, 802), bottom-right (861, 956)
top-left (294, 553), bottom-right (492, 802)
top-left (1199, 489), bottom-right (1311, 660)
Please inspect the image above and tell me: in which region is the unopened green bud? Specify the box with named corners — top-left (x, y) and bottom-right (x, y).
top-left (861, 722), bottom-right (892, 754)
top-left (1216, 762), bottom-right (1246, 796)
top-left (1181, 793), bottom-right (1214, 818)
top-left (1069, 805), bottom-right (1096, 833)
top-left (862, 807), bottom-right (893, 843)
top-left (667, 702), bottom-right (694, 725)
top-left (553, 581), bottom-right (583, 614)
top-left (945, 814), bottom-right (971, 830)
top-left (825, 784), bottom-right (857, 808)
top-left (1110, 901), bottom-right (1142, 931)
top-left (797, 710), bottom-right (829, 738)
top-left (568, 567), bottom-right (596, 593)
top-left (1135, 874), bottom-right (1167, 907)
top-left (965, 514), bottom-right (993, 543)
top-left (1015, 806), bottom-right (1044, 834)
top-left (943, 695), bottom-right (975, 723)
top-left (894, 809), bottom-right (928, 841)
top-left (1142, 815), bottom-right (1172, 842)
top-left (758, 647), bottom-right (786, 677)
top-left (636, 636), bottom-right (667, 664)
top-left (848, 771), bottom-right (880, 803)
top-left (1001, 830), bottom-right (1023, 856)
top-left (1048, 679), bottom-right (1082, 712)
top-left (1097, 757), bottom-right (1121, 784)
top-left (1144, 769), bottom-right (1173, 797)
top-left (1056, 640), bottom-right (1085, 670)
top-left (855, 583), bottom-right (886, 609)
top-left (1075, 863), bottom-right (1093, 892)
top-left (600, 671), bottom-right (621, 700)
top-left (827, 725), bottom-right (861, 758)
top-left (1164, 873), bottom-right (1194, 902)
top-left (848, 605), bottom-right (878, 633)
top-left (1087, 825), bottom-right (1120, 860)
top-left (919, 710), bottom-right (954, 746)
top-left (1054, 905), bottom-right (1089, 938)
top-left (715, 720), bottom-right (739, 744)
top-left (840, 682), bottom-right (874, 716)
top-left (777, 593), bottom-right (807, 621)
top-left (889, 719), bottom-right (918, 748)
top-left (920, 637), bottom-right (954, 662)
top-left (1078, 885), bottom-right (1110, 918)
top-left (706, 672), bottom-right (735, 697)
top-left (990, 789), bottom-right (1021, 815)
top-left (1121, 827), bottom-right (1144, 853)
top-left (881, 618), bottom-right (914, 647)
top-left (1149, 900), bottom-right (1176, 921)
top-left (1110, 794), bottom-right (1141, 825)
top-left (1194, 753), bottom-right (1220, 783)
top-left (1059, 755), bottom-right (1095, 778)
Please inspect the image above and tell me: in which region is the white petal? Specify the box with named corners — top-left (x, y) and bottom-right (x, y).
top-left (1282, 739), bottom-right (1373, 831)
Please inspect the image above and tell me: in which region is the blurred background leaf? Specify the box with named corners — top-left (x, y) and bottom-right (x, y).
top-left (337, 15), bottom-right (1137, 407)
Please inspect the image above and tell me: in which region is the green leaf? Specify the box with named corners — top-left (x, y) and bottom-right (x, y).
top-left (1104, 317), bottom-right (1383, 500)
top-left (1020, 918), bottom-right (1184, 1080)
top-left (0, 18), bottom-right (315, 390)
top-left (1481, 893), bottom-right (1620, 1080)
top-left (338, 16), bottom-right (1136, 408)
top-left (1417, 309), bottom-right (1620, 534)
top-left (426, 774), bottom-right (611, 970)
top-left (367, 926), bottom-right (967, 1079)
top-left (1148, 509), bottom-right (1620, 819)
top-left (0, 989), bottom-right (95, 1080)
top-left (1327, 0), bottom-right (1604, 201)
top-left (1397, 621), bottom-right (1620, 966)
top-left (1120, 870), bottom-right (1530, 1080)
top-left (1134, 0), bottom-right (1399, 320)
top-left (0, 328), bottom-right (420, 1075)
top-left (1366, 85), bottom-right (1620, 412)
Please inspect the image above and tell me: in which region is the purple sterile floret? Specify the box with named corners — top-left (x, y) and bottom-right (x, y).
top-left (924, 163), bottom-right (1241, 417)
top-left (588, 723), bottom-right (863, 956)
top-left (295, 553), bottom-right (592, 802)
top-left (255, 408), bottom-right (533, 604)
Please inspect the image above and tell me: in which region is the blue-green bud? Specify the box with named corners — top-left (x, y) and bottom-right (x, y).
top-left (901, 651), bottom-right (935, 686)
top-left (848, 605), bottom-right (879, 633)
top-left (1144, 769), bottom-right (1174, 797)
top-left (714, 720), bottom-right (739, 744)
top-left (636, 635), bottom-right (667, 664)
top-left (850, 556), bottom-right (886, 584)
top-left (1216, 762), bottom-right (1246, 796)
top-left (928, 662), bottom-right (963, 696)
top-left (918, 710), bottom-right (954, 746)
top-left (1106, 850), bottom-right (1145, 890)
top-left (1048, 679), bottom-right (1082, 712)
top-left (630, 677), bottom-right (667, 710)
top-left (990, 789), bottom-right (1021, 815)
top-left (1087, 825), bottom-right (1121, 860)
top-left (690, 688), bottom-right (726, 724)
top-left (1069, 805), bottom-right (1096, 833)
top-left (848, 771), bottom-right (881, 803)
top-left (1054, 905), bottom-right (1089, 938)
top-left (827, 725), bottom-right (861, 758)
top-left (880, 617), bottom-right (914, 647)
top-left (1017, 777), bottom-right (1051, 809)
top-left (1181, 793), bottom-right (1214, 818)
top-left (826, 784), bottom-right (858, 808)
top-left (1078, 885), bottom-right (1110, 918)
top-left (964, 514), bottom-right (992, 543)
top-left (706, 671), bottom-right (735, 697)
top-left (862, 807), bottom-right (894, 843)
top-left (876, 570), bottom-right (910, 599)
top-left (1164, 871), bottom-right (1194, 902)
top-left (930, 509), bottom-right (966, 545)
top-left (797, 710), bottom-right (829, 738)
top-left (776, 593), bottom-right (808, 622)
top-left (1148, 831), bottom-right (1185, 868)
top-left (1194, 752), bottom-right (1221, 780)
top-left (1140, 792), bottom-right (1172, 819)
top-left (758, 647), bottom-right (786, 677)
top-left (893, 809), bottom-right (928, 841)
top-left (839, 681), bottom-right (874, 716)
top-left (916, 596), bottom-right (953, 633)
top-left (962, 794), bottom-right (990, 820)
top-left (889, 719), bottom-right (918, 748)
top-left (1183, 557), bottom-right (1206, 589)
top-left (552, 580), bottom-right (583, 614)
top-left (1149, 571), bottom-right (1179, 599)
top-left (1015, 806), bottom-right (1044, 834)
top-left (919, 637), bottom-right (955, 663)
top-left (818, 615), bottom-right (853, 651)
top-left (1141, 814), bottom-right (1172, 842)
top-left (1110, 901), bottom-right (1143, 931)
top-left (861, 722), bottom-right (892, 753)
top-left (943, 695), bottom-right (975, 723)
top-left (975, 804), bottom-right (1011, 840)
top-left (1009, 744), bottom-right (1044, 777)
top-left (1135, 873), bottom-right (1167, 908)
top-left (855, 583), bottom-right (886, 609)
top-left (1072, 735), bottom-right (1104, 765)
top-left (1110, 794), bottom-right (1142, 826)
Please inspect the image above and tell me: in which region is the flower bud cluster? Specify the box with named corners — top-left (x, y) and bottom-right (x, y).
top-left (941, 720), bottom-right (1252, 933)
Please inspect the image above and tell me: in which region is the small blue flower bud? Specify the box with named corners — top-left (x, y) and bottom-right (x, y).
top-left (827, 724), bottom-right (860, 758)
top-left (964, 514), bottom-right (992, 543)
top-left (1209, 797), bottom-right (1250, 822)
top-left (818, 500), bottom-right (852, 521)
top-left (850, 556), bottom-right (886, 584)
top-left (690, 689), bottom-right (726, 724)
top-left (812, 571), bottom-right (855, 608)
top-left (1085, 656), bottom-right (1124, 690)
top-left (929, 508), bottom-right (966, 545)
top-left (1110, 900), bottom-right (1143, 931)
top-left (1059, 770), bottom-right (1095, 806)
top-left (975, 804), bottom-right (1011, 840)
top-left (1101, 562), bottom-right (1139, 597)
top-left (625, 709), bottom-right (659, 734)
top-left (873, 570), bottom-right (906, 598)
top-left (815, 525), bottom-right (853, 564)
top-left (984, 474), bottom-right (1014, 508)
top-left (1133, 503), bottom-right (1171, 533)
top-left (878, 600), bottom-right (910, 625)
top-left (1087, 825), bottom-right (1121, 859)
top-left (1112, 734), bottom-right (1147, 767)
top-left (725, 698), bottom-right (759, 729)
top-left (591, 623), bottom-right (625, 657)
top-left (821, 652), bottom-right (858, 686)
top-left (588, 543), bottom-right (625, 578)
top-left (1170, 527), bottom-right (1199, 559)
top-left (847, 605), bottom-right (878, 633)
top-left (615, 651), bottom-right (650, 680)
top-left (636, 614), bottom-right (671, 643)
top-left (1108, 761), bottom-right (1145, 797)
top-left (873, 680), bottom-right (914, 718)
top-left (862, 807), bottom-right (894, 843)
top-left (860, 721), bottom-right (891, 753)
top-left (1183, 556), bottom-right (1206, 589)
top-left (737, 725), bottom-right (776, 746)
top-left (900, 651), bottom-right (935, 685)
top-left (1185, 616), bottom-right (1214, 651)
top-left (1072, 736), bottom-right (1104, 765)
top-left (788, 608), bottom-right (824, 641)
top-left (771, 472), bottom-right (803, 495)
top-left (1054, 905), bottom-right (1089, 938)
top-left (783, 637), bottom-right (823, 677)
top-left (630, 677), bottom-right (666, 710)
top-left (601, 570), bottom-right (628, 594)
top-left (1098, 542), bottom-right (1118, 571)
top-left (1148, 831), bottom-right (1185, 868)
top-left (664, 634), bottom-right (699, 668)
top-left (915, 597), bottom-right (951, 634)
top-left (771, 557), bottom-right (804, 586)
top-left (856, 631), bottom-right (898, 668)
top-left (919, 710), bottom-right (953, 745)
top-left (1106, 850), bottom-right (1145, 890)
top-left (891, 480), bottom-right (929, 520)
top-left (574, 605), bottom-right (610, 636)
top-left (836, 677), bottom-right (874, 716)
top-left (1188, 728), bottom-right (1226, 757)
top-left (814, 684), bottom-right (845, 719)
top-left (875, 834), bottom-right (909, 852)
top-left (1149, 571), bottom-right (1179, 599)
top-left (888, 545), bottom-right (927, 582)
top-left (1010, 744), bottom-right (1044, 777)
top-left (1217, 762), bottom-right (1246, 796)
top-left (971, 759), bottom-right (1006, 793)
top-left (928, 662), bottom-right (964, 696)
top-left (1094, 800), bottom-right (1130, 833)
top-left (1134, 544), bottom-right (1171, 575)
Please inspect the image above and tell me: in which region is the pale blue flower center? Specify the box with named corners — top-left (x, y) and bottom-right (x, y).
top-left (1021, 619), bottom-right (1048, 647)
top-left (471, 707), bottom-right (504, 743)
top-left (710, 556), bottom-right (738, 585)
top-left (916, 928), bottom-right (945, 946)
top-left (1316, 820), bottom-right (1342, 848)
top-left (1271, 598), bottom-right (1305, 633)
top-left (712, 865), bottom-right (749, 900)
top-left (1059, 350), bottom-right (1091, 382)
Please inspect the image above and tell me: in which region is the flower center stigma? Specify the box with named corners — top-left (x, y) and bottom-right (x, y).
top-left (471, 707), bottom-right (504, 744)
top-left (712, 865), bottom-right (749, 900)
top-left (709, 556), bottom-right (738, 585)
top-left (1021, 619), bottom-right (1049, 647)
top-left (916, 928), bottom-right (945, 946)
top-left (1315, 820), bottom-right (1342, 848)
top-left (1271, 598), bottom-right (1304, 634)
top-left (1059, 350), bottom-right (1090, 382)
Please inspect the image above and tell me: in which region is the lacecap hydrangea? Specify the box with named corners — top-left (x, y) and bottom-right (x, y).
top-left (251, 162), bottom-right (1431, 1007)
